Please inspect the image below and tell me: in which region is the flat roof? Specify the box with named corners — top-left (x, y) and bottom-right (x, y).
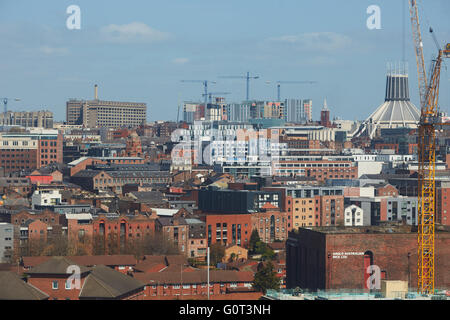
top-left (291, 224), bottom-right (450, 235)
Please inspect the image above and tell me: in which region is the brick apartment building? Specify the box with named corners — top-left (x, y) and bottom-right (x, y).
top-left (251, 203), bottom-right (291, 243)
top-left (285, 187), bottom-right (345, 228)
top-left (205, 213), bottom-right (252, 248)
top-left (0, 129), bottom-right (63, 174)
top-left (274, 158), bottom-right (358, 182)
top-left (155, 216), bottom-right (189, 255)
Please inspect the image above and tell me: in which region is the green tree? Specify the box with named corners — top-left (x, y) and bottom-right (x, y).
top-left (249, 230), bottom-right (261, 254)
top-left (252, 261), bottom-right (280, 294)
top-left (209, 242), bottom-right (225, 266)
top-left (261, 246), bottom-right (275, 261)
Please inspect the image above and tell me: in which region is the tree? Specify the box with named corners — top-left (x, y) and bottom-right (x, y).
top-left (252, 261), bottom-right (280, 294)
top-left (253, 240), bottom-right (275, 261)
top-left (249, 230), bottom-right (261, 254)
top-left (141, 232), bottom-right (180, 257)
top-left (209, 242), bottom-right (225, 267)
top-left (261, 246), bottom-right (275, 261)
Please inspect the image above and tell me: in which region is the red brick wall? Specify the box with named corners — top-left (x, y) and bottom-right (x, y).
top-left (324, 232), bottom-right (450, 290)
top-left (0, 149), bottom-right (37, 174)
top-left (287, 229), bottom-right (450, 291)
top-left (205, 214), bottom-right (252, 248)
top-left (319, 195), bottom-right (344, 226)
top-left (437, 187), bottom-right (450, 226)
top-left (92, 216), bottom-right (156, 254)
top-left (380, 198), bottom-right (388, 221)
top-left (11, 210), bottom-right (62, 227)
top-left (28, 220), bottom-right (49, 241)
top-left (376, 184), bottom-right (399, 197)
top-left (251, 210), bottom-right (289, 243)
top-left (141, 282), bottom-right (254, 300)
top-left (37, 133), bottom-right (63, 169)
top-left (28, 275), bottom-right (87, 300)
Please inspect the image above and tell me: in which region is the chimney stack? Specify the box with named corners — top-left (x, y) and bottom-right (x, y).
top-left (94, 84), bottom-right (98, 100)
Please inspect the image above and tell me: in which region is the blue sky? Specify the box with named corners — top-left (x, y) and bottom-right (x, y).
top-left (0, 0), bottom-right (449, 122)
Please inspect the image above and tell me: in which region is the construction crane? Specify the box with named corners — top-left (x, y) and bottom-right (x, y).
top-left (180, 79), bottom-right (216, 104)
top-left (201, 92), bottom-right (231, 104)
top-left (409, 0), bottom-right (428, 109)
top-left (266, 80), bottom-right (317, 101)
top-left (218, 72), bottom-right (259, 101)
top-left (1, 97), bottom-right (21, 127)
top-left (409, 0), bottom-right (450, 295)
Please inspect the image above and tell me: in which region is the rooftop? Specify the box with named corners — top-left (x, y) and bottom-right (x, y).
top-left (291, 224), bottom-right (450, 235)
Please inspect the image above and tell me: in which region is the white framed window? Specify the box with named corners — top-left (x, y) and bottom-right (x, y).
top-left (52, 281), bottom-right (58, 290)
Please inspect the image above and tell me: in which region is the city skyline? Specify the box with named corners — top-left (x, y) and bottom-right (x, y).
top-left (0, 0), bottom-right (449, 122)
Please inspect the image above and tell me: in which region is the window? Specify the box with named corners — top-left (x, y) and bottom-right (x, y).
top-left (65, 280), bottom-right (71, 290)
top-left (52, 281), bottom-right (58, 290)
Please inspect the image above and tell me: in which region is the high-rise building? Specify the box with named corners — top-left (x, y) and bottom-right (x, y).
top-left (285, 99), bottom-right (306, 123)
top-left (66, 85), bottom-right (147, 128)
top-left (226, 103), bottom-right (251, 122)
top-left (0, 111), bottom-right (53, 128)
top-left (183, 102), bottom-right (206, 123)
top-left (303, 99), bottom-right (313, 122)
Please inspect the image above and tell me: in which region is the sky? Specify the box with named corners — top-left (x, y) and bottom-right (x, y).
top-left (0, 0), bottom-right (449, 122)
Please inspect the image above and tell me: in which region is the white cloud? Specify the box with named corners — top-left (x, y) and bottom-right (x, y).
top-left (39, 46), bottom-right (69, 55)
top-left (268, 32), bottom-right (352, 52)
top-left (172, 57), bottom-right (189, 64)
top-left (100, 22), bottom-right (171, 44)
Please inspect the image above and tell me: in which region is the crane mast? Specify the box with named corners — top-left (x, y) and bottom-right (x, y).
top-left (409, 0), bottom-right (428, 108)
top-left (409, 0), bottom-right (450, 294)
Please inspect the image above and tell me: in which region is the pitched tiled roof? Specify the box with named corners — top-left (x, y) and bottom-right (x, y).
top-left (261, 202), bottom-right (279, 210)
top-left (22, 255), bottom-right (137, 269)
top-left (133, 261), bottom-right (167, 273)
top-left (134, 270), bottom-right (254, 285)
top-left (0, 271), bottom-right (49, 300)
top-left (165, 255), bottom-right (187, 266)
top-left (26, 257), bottom-right (90, 275)
top-left (79, 265), bottom-right (145, 299)
top-left (70, 255), bottom-right (137, 267)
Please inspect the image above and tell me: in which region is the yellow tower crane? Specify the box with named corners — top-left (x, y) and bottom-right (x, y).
top-left (409, 0), bottom-right (450, 294)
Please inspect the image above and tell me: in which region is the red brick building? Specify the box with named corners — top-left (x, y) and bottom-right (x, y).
top-left (21, 255), bottom-right (137, 274)
top-left (374, 183), bottom-right (399, 197)
top-left (92, 213), bottom-right (157, 255)
top-left (437, 182), bottom-right (450, 226)
top-left (204, 213), bottom-right (252, 248)
top-left (251, 203), bottom-right (290, 243)
top-left (0, 129), bottom-right (62, 174)
top-left (155, 216), bottom-right (189, 255)
top-left (286, 225), bottom-right (450, 291)
top-left (274, 159), bottom-right (357, 182)
top-left (134, 270), bottom-right (257, 300)
top-left (26, 257), bottom-right (145, 300)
